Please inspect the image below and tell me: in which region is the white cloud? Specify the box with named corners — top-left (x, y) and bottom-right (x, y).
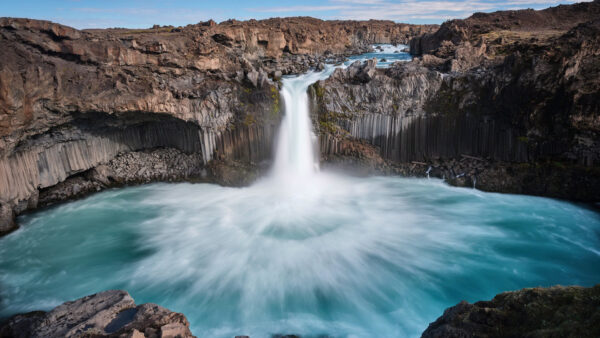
top-left (331, 0), bottom-right (386, 4)
top-left (248, 0), bottom-right (594, 22)
top-left (74, 8), bottom-right (161, 15)
top-left (248, 5), bottom-right (351, 13)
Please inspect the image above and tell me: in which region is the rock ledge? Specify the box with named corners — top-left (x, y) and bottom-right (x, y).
top-left (422, 284), bottom-right (600, 338)
top-left (0, 290), bottom-right (195, 338)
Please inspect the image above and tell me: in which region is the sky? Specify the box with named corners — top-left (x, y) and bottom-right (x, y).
top-left (0, 0), bottom-right (592, 29)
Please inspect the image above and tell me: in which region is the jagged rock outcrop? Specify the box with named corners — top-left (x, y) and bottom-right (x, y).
top-left (409, 0), bottom-right (600, 56)
top-left (0, 17), bottom-right (435, 235)
top-left (0, 290), bottom-right (195, 338)
top-left (421, 284), bottom-right (600, 338)
top-left (311, 1), bottom-right (600, 201)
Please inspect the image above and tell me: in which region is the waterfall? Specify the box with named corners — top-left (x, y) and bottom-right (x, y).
top-left (268, 45), bottom-right (409, 184)
top-left (269, 46), bottom-right (408, 181)
top-left (271, 67), bottom-right (337, 180)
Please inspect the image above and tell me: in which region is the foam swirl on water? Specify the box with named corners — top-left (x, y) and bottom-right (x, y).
top-left (1, 178), bottom-right (599, 337)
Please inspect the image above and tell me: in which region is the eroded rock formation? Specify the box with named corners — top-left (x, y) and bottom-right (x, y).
top-left (0, 17), bottom-right (435, 234)
top-left (311, 1), bottom-right (600, 200)
top-left (421, 284), bottom-right (600, 338)
top-left (1, 1), bottom-right (599, 234)
top-left (0, 290), bottom-right (194, 338)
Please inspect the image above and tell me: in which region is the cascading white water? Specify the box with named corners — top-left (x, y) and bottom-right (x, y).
top-left (271, 67), bottom-right (338, 181)
top-left (271, 44), bottom-right (410, 182)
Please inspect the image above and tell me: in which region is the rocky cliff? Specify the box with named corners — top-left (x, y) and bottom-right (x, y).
top-left (0, 17), bottom-right (435, 235)
top-left (421, 284), bottom-right (600, 338)
top-left (311, 0), bottom-right (600, 200)
top-left (0, 290), bottom-right (194, 338)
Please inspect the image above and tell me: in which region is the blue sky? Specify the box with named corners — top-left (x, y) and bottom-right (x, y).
top-left (0, 0), bottom-right (591, 29)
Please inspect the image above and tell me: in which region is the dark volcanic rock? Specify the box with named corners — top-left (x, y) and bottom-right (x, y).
top-left (0, 16), bottom-right (434, 234)
top-left (409, 0), bottom-right (600, 56)
top-left (0, 290), bottom-right (195, 338)
top-left (312, 2), bottom-right (600, 201)
top-left (421, 284), bottom-right (600, 338)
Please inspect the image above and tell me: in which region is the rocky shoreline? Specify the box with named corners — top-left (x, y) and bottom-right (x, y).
top-left (2, 284), bottom-right (598, 337)
top-left (0, 290), bottom-right (194, 338)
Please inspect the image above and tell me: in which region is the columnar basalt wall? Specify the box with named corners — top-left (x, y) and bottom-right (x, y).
top-left (0, 115), bottom-right (278, 215)
top-left (0, 16), bottom-right (435, 233)
top-left (329, 113), bottom-right (529, 163)
top-left (213, 123), bottom-right (278, 164)
top-left (311, 3), bottom-right (600, 200)
top-left (2, 120), bottom-right (202, 204)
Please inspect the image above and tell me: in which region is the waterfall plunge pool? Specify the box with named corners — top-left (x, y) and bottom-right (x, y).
top-left (1, 175), bottom-right (599, 337)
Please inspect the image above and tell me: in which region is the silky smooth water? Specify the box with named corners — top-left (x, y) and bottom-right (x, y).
top-left (1, 45), bottom-right (599, 337)
top-left (273, 68), bottom-right (336, 178)
top-left (1, 178), bottom-right (599, 337)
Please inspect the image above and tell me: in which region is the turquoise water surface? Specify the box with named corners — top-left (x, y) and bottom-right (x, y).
top-left (1, 175), bottom-right (599, 337)
top-left (346, 44), bottom-right (412, 67)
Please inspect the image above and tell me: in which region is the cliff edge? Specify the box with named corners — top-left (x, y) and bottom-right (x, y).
top-left (311, 1), bottom-right (600, 200)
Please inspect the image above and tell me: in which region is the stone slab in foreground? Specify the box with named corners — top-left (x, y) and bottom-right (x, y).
top-left (422, 284), bottom-right (600, 338)
top-left (0, 290), bottom-right (195, 338)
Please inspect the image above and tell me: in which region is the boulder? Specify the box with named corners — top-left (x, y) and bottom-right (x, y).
top-left (0, 290), bottom-right (195, 338)
top-left (354, 58), bottom-right (378, 83)
top-left (421, 284), bottom-right (600, 338)
top-left (246, 69), bottom-right (259, 87)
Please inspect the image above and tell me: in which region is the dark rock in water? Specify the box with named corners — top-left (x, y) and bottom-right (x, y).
top-left (421, 284), bottom-right (600, 338)
top-left (0, 290), bottom-right (195, 338)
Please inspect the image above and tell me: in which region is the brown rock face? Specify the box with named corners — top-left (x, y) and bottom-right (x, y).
top-left (0, 290), bottom-right (195, 338)
top-left (421, 284), bottom-right (600, 338)
top-left (0, 16), bottom-right (435, 152)
top-left (409, 0), bottom-right (600, 56)
top-left (0, 16), bottom-right (434, 234)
